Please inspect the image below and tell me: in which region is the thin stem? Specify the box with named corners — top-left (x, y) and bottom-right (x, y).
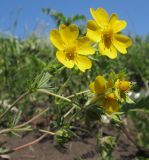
top-left (63, 105), bottom-right (76, 118)
top-left (0, 107), bottom-right (50, 135)
top-left (67, 90), bottom-right (89, 99)
top-left (37, 88), bottom-right (81, 109)
top-left (120, 124), bottom-right (139, 148)
top-left (70, 126), bottom-right (91, 135)
top-left (15, 107), bottom-right (50, 129)
top-left (57, 70), bottom-right (72, 95)
top-left (0, 91), bottom-right (30, 120)
top-left (38, 129), bottom-right (55, 135)
top-left (0, 134), bottom-right (48, 155)
top-left (37, 89), bottom-right (82, 119)
top-left (0, 127), bottom-right (32, 135)
top-left (37, 89), bottom-right (72, 103)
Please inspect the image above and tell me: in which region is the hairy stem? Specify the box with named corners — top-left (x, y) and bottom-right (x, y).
top-left (67, 90), bottom-right (89, 99)
top-left (0, 91), bottom-right (30, 120)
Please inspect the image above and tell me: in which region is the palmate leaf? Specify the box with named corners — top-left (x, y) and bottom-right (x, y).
top-left (31, 71), bottom-right (52, 90)
top-left (42, 8), bottom-right (86, 26)
top-left (37, 72), bottom-right (52, 89)
top-left (42, 8), bottom-right (66, 26)
top-left (71, 15), bottom-right (86, 22)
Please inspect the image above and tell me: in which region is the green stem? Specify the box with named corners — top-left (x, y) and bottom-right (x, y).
top-left (63, 106), bottom-right (76, 118)
top-left (57, 70), bottom-right (72, 95)
top-left (37, 88), bottom-right (81, 109)
top-left (37, 89), bottom-right (81, 118)
top-left (0, 107), bottom-right (50, 135)
top-left (0, 90), bottom-right (30, 120)
top-left (67, 90), bottom-right (89, 99)
top-left (0, 127), bottom-right (32, 135)
top-left (38, 129), bottom-right (55, 135)
top-left (37, 88), bottom-right (72, 103)
top-left (15, 107), bottom-right (50, 129)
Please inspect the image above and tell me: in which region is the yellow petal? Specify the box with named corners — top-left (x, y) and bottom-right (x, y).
top-left (113, 21), bottom-right (127, 33)
top-left (56, 51), bottom-right (74, 68)
top-left (99, 42), bottom-right (117, 59)
top-left (109, 13), bottom-right (126, 33)
top-left (117, 80), bottom-right (131, 91)
top-left (89, 82), bottom-right (96, 93)
top-left (94, 76), bottom-right (106, 94)
top-left (109, 14), bottom-right (118, 26)
top-left (90, 8), bottom-right (109, 28)
top-left (75, 55), bottom-right (92, 72)
top-left (50, 29), bottom-right (64, 50)
top-left (76, 37), bottom-right (95, 55)
top-left (59, 24), bottom-right (79, 44)
top-left (102, 99), bottom-right (120, 114)
top-left (106, 93), bottom-right (116, 100)
top-left (86, 20), bottom-right (101, 42)
top-left (113, 34), bottom-right (132, 54)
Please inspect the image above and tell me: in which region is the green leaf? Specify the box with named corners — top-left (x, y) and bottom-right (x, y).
top-left (110, 113), bottom-right (123, 124)
top-left (37, 72), bottom-right (52, 89)
top-left (125, 95), bottom-right (135, 104)
top-left (85, 105), bottom-right (104, 122)
top-left (55, 126), bottom-right (73, 144)
top-left (129, 108), bottom-right (149, 114)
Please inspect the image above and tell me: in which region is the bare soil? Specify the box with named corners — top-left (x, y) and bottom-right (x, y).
top-left (0, 120), bottom-right (139, 160)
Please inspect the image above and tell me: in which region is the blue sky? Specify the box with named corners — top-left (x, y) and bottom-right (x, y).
top-left (0, 0), bottom-right (148, 38)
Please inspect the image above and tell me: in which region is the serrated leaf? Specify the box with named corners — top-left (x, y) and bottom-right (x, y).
top-left (125, 95), bottom-right (135, 104)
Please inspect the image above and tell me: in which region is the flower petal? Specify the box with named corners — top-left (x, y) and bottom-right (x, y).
top-left (109, 14), bottom-right (118, 26)
top-left (94, 76), bottom-right (106, 94)
top-left (59, 24), bottom-right (79, 44)
top-left (50, 29), bottom-right (64, 50)
top-left (109, 14), bottom-right (127, 33)
top-left (56, 51), bottom-right (74, 68)
top-left (113, 34), bottom-right (132, 54)
top-left (86, 20), bottom-right (101, 42)
top-left (76, 37), bottom-right (95, 55)
top-left (75, 55), bottom-right (92, 72)
top-left (114, 21), bottom-right (127, 33)
top-left (89, 82), bottom-right (96, 93)
top-left (102, 99), bottom-right (120, 114)
top-left (90, 8), bottom-right (109, 28)
top-left (117, 80), bottom-right (131, 91)
top-left (99, 42), bottom-right (117, 59)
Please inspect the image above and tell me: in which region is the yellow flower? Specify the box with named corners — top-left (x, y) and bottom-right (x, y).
top-left (87, 8), bottom-right (132, 59)
top-left (89, 75), bottom-right (120, 114)
top-left (102, 93), bottom-right (119, 114)
top-left (115, 80), bottom-right (132, 92)
top-left (89, 75), bottom-right (106, 94)
top-left (50, 24), bottom-right (95, 72)
top-left (101, 98), bottom-right (120, 114)
top-left (106, 93), bottom-right (116, 100)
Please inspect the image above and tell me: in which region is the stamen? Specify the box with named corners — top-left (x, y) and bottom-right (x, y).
top-left (102, 28), bottom-right (113, 49)
top-left (66, 52), bottom-right (75, 61)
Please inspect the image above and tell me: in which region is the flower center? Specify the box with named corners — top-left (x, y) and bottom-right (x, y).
top-left (66, 52), bottom-right (75, 60)
top-left (106, 93), bottom-right (116, 100)
top-left (102, 28), bottom-right (113, 48)
top-left (64, 44), bottom-right (77, 61)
